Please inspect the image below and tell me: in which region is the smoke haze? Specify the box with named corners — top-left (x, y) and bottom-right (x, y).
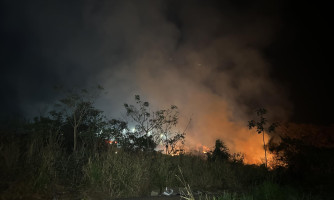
top-left (1, 0), bottom-right (294, 163)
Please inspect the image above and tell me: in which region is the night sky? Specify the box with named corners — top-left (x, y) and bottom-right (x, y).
top-left (1, 0), bottom-right (332, 163)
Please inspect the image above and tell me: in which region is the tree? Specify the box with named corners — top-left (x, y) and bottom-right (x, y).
top-left (124, 95), bottom-right (160, 151)
top-left (248, 108), bottom-right (278, 168)
top-left (54, 86), bottom-right (104, 152)
top-left (124, 95), bottom-right (184, 153)
top-left (106, 119), bottom-right (128, 143)
top-left (207, 139), bottom-right (230, 162)
top-left (165, 132), bottom-right (186, 155)
top-left (155, 105), bottom-right (186, 154)
top-left (268, 124), bottom-right (334, 184)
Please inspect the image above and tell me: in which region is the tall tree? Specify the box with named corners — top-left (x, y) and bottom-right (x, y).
top-left (248, 108), bottom-right (278, 168)
top-left (124, 95), bottom-right (184, 153)
top-left (124, 95), bottom-right (160, 151)
top-left (155, 105), bottom-right (184, 154)
top-left (54, 86), bottom-right (103, 152)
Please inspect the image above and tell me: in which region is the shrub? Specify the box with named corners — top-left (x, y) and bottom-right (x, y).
top-left (83, 148), bottom-right (150, 198)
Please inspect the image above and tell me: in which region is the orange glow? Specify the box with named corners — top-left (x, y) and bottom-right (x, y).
top-left (106, 140), bottom-right (117, 145)
top-left (178, 98), bottom-right (275, 165)
top-left (135, 65), bottom-right (288, 165)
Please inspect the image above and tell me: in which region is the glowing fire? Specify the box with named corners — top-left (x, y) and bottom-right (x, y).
top-left (106, 140), bottom-right (118, 145)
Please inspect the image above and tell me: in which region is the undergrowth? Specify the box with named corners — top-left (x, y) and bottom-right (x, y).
top-left (0, 131), bottom-right (325, 200)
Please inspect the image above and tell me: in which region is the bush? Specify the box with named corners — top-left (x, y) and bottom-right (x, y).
top-left (252, 181), bottom-right (299, 200)
top-left (83, 148), bottom-right (150, 198)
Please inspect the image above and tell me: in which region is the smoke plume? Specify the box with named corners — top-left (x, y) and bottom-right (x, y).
top-left (2, 0), bottom-right (292, 163)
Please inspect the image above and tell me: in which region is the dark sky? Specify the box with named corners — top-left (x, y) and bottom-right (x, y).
top-left (1, 0), bottom-right (332, 162)
top-left (264, 1), bottom-right (333, 125)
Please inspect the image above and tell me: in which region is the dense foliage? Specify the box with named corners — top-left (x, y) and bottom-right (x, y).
top-left (0, 94), bottom-right (333, 199)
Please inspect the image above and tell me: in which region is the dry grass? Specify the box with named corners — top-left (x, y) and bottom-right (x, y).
top-left (0, 130), bottom-right (313, 200)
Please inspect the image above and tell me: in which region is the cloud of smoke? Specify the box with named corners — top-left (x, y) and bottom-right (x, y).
top-left (3, 0), bottom-right (291, 163)
top-left (88, 1), bottom-right (292, 163)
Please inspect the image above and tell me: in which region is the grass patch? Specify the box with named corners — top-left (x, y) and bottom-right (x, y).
top-left (0, 126), bottom-right (329, 200)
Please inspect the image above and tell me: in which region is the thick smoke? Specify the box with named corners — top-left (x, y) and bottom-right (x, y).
top-left (2, 0), bottom-right (291, 163)
top-left (93, 1), bottom-right (291, 163)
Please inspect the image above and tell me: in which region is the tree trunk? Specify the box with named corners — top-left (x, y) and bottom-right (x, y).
top-left (263, 130), bottom-right (267, 168)
top-left (165, 135), bottom-right (168, 154)
top-left (74, 125), bottom-right (78, 152)
top-left (146, 134), bottom-right (150, 151)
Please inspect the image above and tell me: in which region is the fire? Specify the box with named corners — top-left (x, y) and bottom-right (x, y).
top-left (201, 145), bottom-right (211, 154)
top-left (106, 140), bottom-right (118, 145)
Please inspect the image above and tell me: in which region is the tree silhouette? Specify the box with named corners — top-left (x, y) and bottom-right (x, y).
top-left (124, 95), bottom-right (160, 151)
top-left (207, 139), bottom-right (230, 162)
top-left (248, 108), bottom-right (278, 168)
top-left (155, 105), bottom-right (185, 154)
top-left (124, 95), bottom-right (184, 153)
top-left (54, 86), bottom-right (103, 152)
top-left (268, 124), bottom-right (334, 185)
